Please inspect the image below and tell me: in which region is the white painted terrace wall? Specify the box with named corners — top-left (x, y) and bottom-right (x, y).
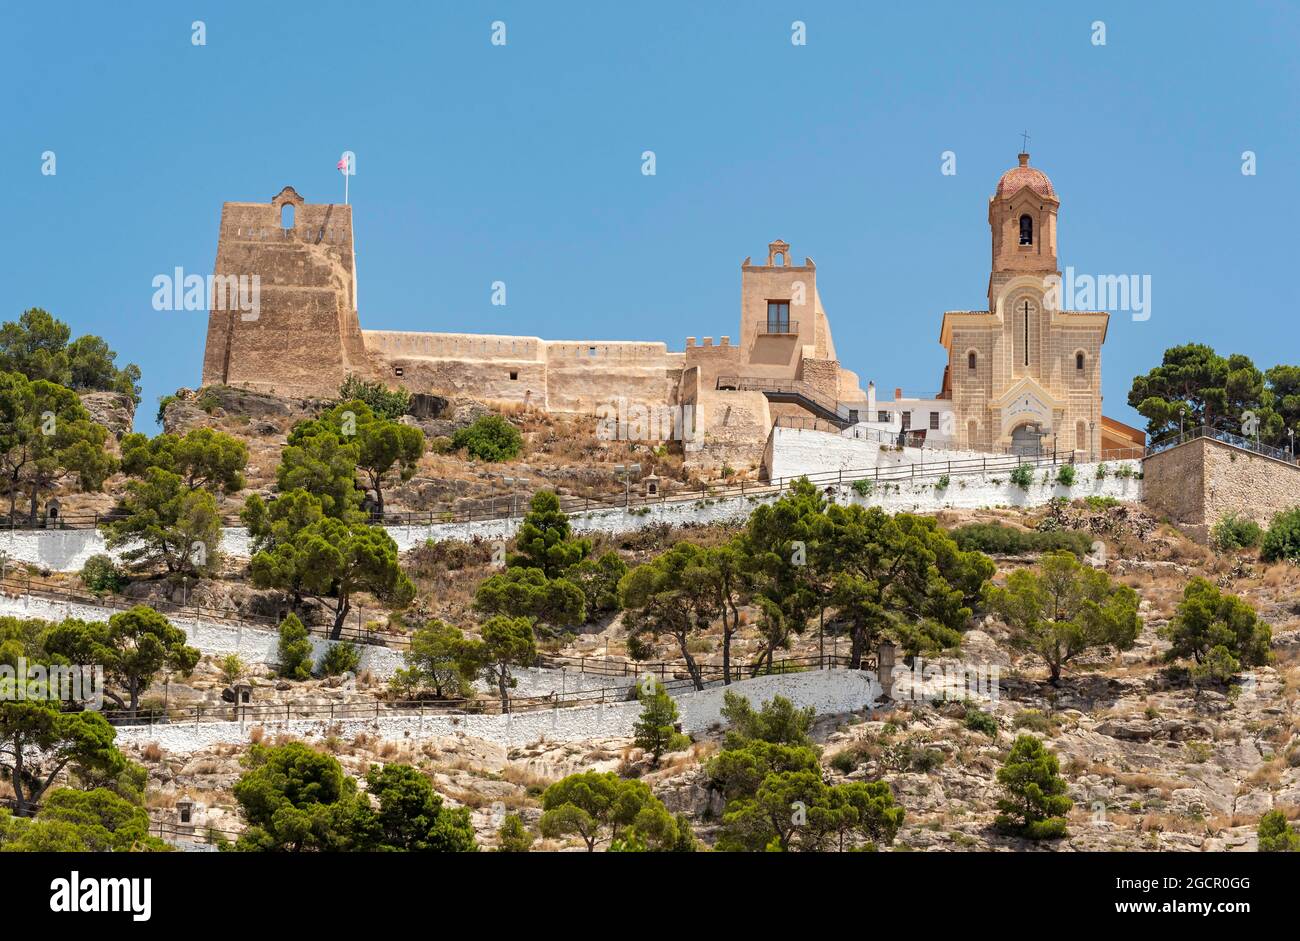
top-left (115, 668), bottom-right (879, 752)
top-left (770, 423), bottom-right (1022, 481)
top-left (0, 593), bottom-right (641, 697)
top-left (0, 592), bottom-right (406, 678)
top-left (0, 459), bottom-right (1142, 573)
top-left (0, 498), bottom-right (775, 571)
top-left (841, 460), bottom-right (1142, 513)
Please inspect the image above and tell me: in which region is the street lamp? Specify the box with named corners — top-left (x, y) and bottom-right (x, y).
top-left (613, 463), bottom-right (642, 507)
top-left (502, 477), bottom-right (529, 517)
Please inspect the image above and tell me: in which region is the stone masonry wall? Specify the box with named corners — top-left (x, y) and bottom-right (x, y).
top-left (1143, 436), bottom-right (1300, 542)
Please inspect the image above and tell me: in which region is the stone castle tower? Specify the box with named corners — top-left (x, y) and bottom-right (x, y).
top-left (201, 187), bottom-right (370, 397)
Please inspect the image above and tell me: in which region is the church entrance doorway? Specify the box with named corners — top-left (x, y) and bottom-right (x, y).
top-left (1010, 423), bottom-right (1044, 457)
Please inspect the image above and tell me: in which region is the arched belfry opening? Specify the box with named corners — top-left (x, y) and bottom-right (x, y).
top-left (1019, 214), bottom-right (1033, 245)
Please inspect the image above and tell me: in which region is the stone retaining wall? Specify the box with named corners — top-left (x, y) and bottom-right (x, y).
top-left (1142, 436), bottom-right (1300, 542)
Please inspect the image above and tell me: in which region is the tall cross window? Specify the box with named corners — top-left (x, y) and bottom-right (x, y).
top-left (1022, 300), bottom-right (1031, 366)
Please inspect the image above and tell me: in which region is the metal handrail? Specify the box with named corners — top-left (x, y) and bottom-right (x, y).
top-left (1146, 424), bottom-right (1297, 465)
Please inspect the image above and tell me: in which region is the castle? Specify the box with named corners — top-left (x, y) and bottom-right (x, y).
top-left (201, 154), bottom-right (1143, 474)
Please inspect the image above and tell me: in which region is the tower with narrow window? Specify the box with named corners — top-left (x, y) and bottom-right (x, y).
top-left (202, 186), bottom-right (370, 398)
top-left (939, 153), bottom-right (1114, 457)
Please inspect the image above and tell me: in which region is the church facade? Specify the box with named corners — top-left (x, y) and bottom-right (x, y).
top-left (937, 152), bottom-right (1131, 457)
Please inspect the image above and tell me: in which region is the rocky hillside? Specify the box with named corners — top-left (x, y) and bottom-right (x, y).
top-left (114, 498), bottom-right (1300, 852)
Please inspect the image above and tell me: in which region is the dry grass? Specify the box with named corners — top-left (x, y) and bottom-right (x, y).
top-left (140, 741), bottom-right (163, 762)
top-left (498, 763), bottom-right (561, 793)
top-left (1111, 771), bottom-right (1181, 798)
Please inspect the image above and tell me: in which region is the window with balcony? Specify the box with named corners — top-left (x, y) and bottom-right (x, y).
top-left (765, 301), bottom-right (791, 334)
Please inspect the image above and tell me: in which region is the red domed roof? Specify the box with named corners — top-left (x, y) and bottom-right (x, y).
top-left (996, 154), bottom-right (1055, 198)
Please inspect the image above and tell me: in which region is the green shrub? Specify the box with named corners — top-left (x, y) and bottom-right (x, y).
top-left (1012, 709), bottom-right (1057, 735)
top-left (1054, 465), bottom-right (1076, 487)
top-left (1210, 513), bottom-right (1264, 553)
top-left (1261, 507), bottom-right (1300, 562)
top-left (451, 415), bottom-right (523, 462)
top-left (1094, 463), bottom-right (1108, 480)
top-left (80, 553), bottom-right (126, 594)
top-left (337, 373), bottom-right (411, 420)
top-left (1258, 810), bottom-right (1300, 852)
top-left (1083, 495), bottom-right (1120, 510)
top-left (497, 814), bottom-right (536, 853)
top-left (1009, 464), bottom-right (1034, 490)
top-left (155, 394), bottom-right (178, 425)
top-left (429, 435), bottom-right (454, 455)
top-left (935, 474), bottom-right (950, 490)
top-left (317, 641), bottom-right (361, 677)
top-left (830, 750), bottom-right (860, 774)
top-left (851, 478), bottom-right (873, 497)
top-left (1114, 464), bottom-right (1135, 479)
top-left (950, 522), bottom-right (1091, 557)
top-left (963, 708), bottom-right (999, 737)
top-left (277, 614), bottom-right (313, 680)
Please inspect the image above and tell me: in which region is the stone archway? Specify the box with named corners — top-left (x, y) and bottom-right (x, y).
top-left (1010, 423), bottom-right (1044, 457)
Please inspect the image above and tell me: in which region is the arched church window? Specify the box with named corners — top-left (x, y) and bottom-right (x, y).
top-left (1019, 214), bottom-right (1033, 245)
top-left (967, 351), bottom-right (977, 370)
top-left (1076, 351), bottom-right (1085, 370)
top-left (281, 203), bottom-right (295, 229)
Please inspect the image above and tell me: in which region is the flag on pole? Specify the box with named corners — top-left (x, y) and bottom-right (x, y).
top-left (337, 154), bottom-right (350, 204)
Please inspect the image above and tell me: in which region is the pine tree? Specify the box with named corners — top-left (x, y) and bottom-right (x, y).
top-left (633, 679), bottom-right (683, 764)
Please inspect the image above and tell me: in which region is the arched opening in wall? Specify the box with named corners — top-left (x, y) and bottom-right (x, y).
top-left (1011, 423), bottom-right (1043, 457)
top-left (280, 203), bottom-right (295, 229)
top-left (1019, 214), bottom-right (1033, 245)
top-left (1075, 351), bottom-right (1085, 371)
top-left (967, 350), bottom-right (977, 370)
top-left (774, 252), bottom-right (785, 266)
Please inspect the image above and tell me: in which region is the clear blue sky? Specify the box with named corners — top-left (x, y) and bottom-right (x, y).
top-left (3, 1), bottom-right (1297, 432)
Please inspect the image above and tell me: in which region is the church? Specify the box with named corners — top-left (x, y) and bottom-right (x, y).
top-left (933, 151), bottom-right (1142, 458)
top-left (200, 151), bottom-right (1142, 475)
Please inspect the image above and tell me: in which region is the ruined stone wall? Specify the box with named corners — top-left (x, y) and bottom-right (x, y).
top-left (798, 357), bottom-right (840, 401)
top-left (364, 330), bottom-right (548, 405)
top-left (682, 338), bottom-right (742, 394)
top-left (542, 341), bottom-right (676, 414)
top-left (687, 389), bottom-right (771, 474)
top-left (362, 331), bottom-right (677, 414)
top-left (1142, 436), bottom-right (1300, 542)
